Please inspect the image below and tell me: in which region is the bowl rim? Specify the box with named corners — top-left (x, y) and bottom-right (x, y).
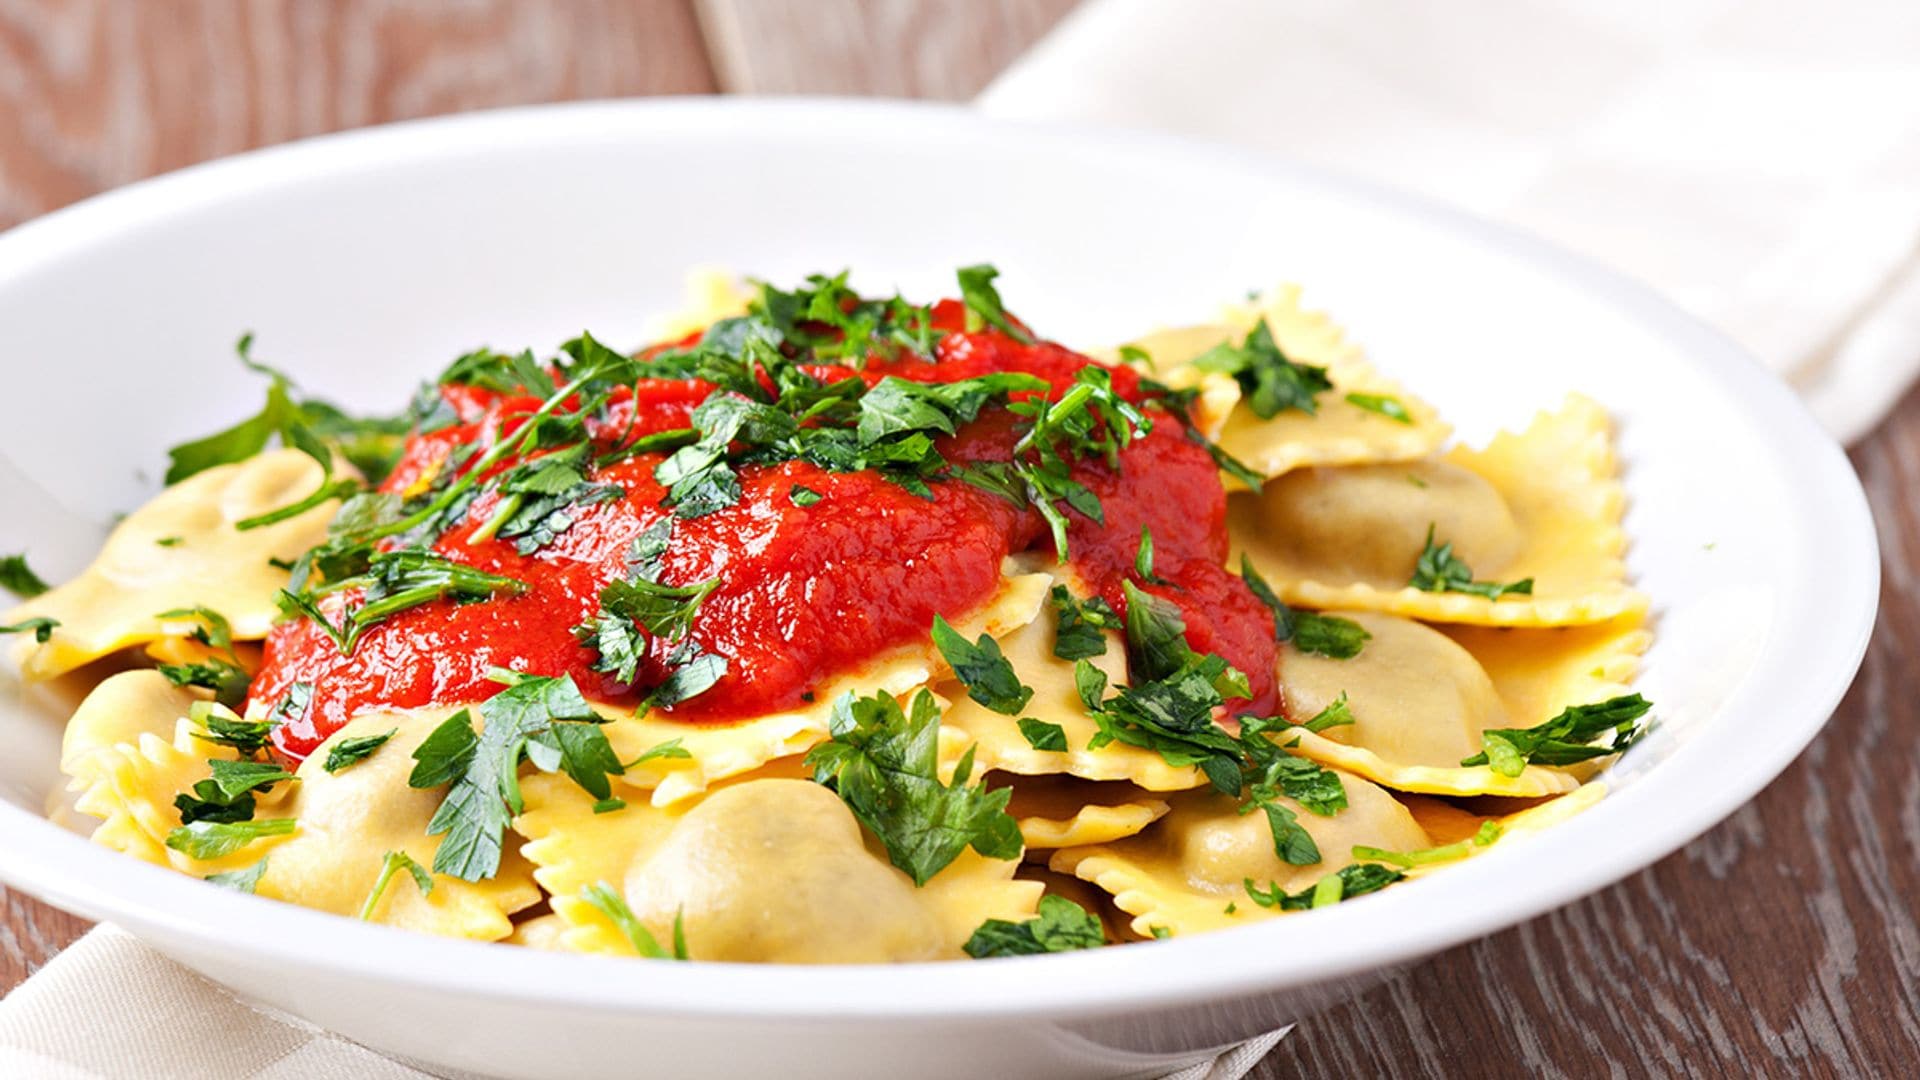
top-left (0, 96), bottom-right (1880, 1022)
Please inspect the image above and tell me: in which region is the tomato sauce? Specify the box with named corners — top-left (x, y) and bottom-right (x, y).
top-left (251, 299), bottom-right (1280, 763)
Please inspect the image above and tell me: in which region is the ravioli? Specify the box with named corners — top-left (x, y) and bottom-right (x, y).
top-left (65, 678), bottom-right (292, 877)
top-left (1231, 395), bottom-right (1644, 627)
top-left (6, 450), bottom-right (344, 679)
top-left (255, 710), bottom-right (543, 940)
top-left (1108, 284), bottom-right (1449, 478)
top-left (1000, 774), bottom-right (1170, 851)
top-left (1276, 611), bottom-right (1650, 797)
top-left (1051, 770), bottom-right (1430, 937)
top-left (600, 570), bottom-right (1052, 806)
top-left (515, 773), bottom-right (1040, 961)
top-left (940, 583), bottom-right (1207, 792)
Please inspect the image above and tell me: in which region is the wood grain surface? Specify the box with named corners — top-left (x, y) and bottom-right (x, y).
top-left (2, 2), bottom-right (1915, 1077)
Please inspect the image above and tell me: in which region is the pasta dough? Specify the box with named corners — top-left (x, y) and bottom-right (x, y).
top-left (515, 773), bottom-right (1040, 961)
top-left (1108, 284), bottom-right (1449, 478)
top-left (6, 449), bottom-right (344, 679)
top-left (1231, 395), bottom-right (1645, 627)
top-left (1051, 771), bottom-right (1430, 937)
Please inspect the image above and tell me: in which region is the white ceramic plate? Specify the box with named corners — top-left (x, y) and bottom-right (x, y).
top-left (0, 100), bottom-right (1877, 1079)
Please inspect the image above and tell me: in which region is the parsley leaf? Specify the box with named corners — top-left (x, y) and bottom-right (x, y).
top-left (1346, 392), bottom-right (1413, 423)
top-left (1134, 527), bottom-right (1170, 585)
top-left (166, 818), bottom-right (296, 860)
top-left (1239, 555), bottom-right (1368, 659)
top-left (158, 659), bottom-right (250, 708)
top-left (0, 617), bottom-right (59, 643)
top-left (323, 729), bottom-right (397, 774)
top-left (1409, 525), bottom-right (1533, 600)
top-left (411, 673), bottom-right (624, 882)
top-left (358, 850), bottom-right (434, 919)
top-left (1460, 694), bottom-right (1652, 776)
top-left (1192, 319), bottom-right (1332, 418)
top-left (1298, 693), bottom-right (1356, 734)
top-left (1244, 863), bottom-right (1405, 911)
top-left (188, 701), bottom-right (275, 757)
top-left (963, 895), bottom-right (1105, 957)
top-left (1048, 584), bottom-right (1118, 661)
top-left (931, 615), bottom-right (1033, 716)
top-left (789, 484), bottom-right (823, 507)
top-left (1017, 717), bottom-right (1068, 752)
top-left (580, 882), bottom-right (689, 960)
top-left (156, 606), bottom-right (235, 652)
top-left (1354, 820), bottom-right (1504, 868)
top-left (205, 859), bottom-right (269, 893)
top-left (0, 553), bottom-right (50, 598)
top-left (805, 688), bottom-right (1022, 886)
top-left (282, 550), bottom-right (526, 653)
top-left (955, 264), bottom-right (1034, 343)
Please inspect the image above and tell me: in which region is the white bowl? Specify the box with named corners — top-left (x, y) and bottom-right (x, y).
top-left (0, 100), bottom-right (1877, 1079)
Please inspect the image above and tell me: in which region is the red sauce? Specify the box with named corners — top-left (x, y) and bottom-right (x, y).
top-left (252, 299), bottom-right (1280, 763)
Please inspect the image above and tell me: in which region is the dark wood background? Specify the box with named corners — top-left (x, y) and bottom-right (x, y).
top-left (2, 2), bottom-right (1914, 1076)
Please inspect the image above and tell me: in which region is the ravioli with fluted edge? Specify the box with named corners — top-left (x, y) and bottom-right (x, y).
top-left (6, 265), bottom-right (1652, 962)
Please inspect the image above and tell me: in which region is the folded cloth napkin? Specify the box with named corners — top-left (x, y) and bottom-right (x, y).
top-left (979, 0), bottom-right (1920, 444)
top-left (0, 927), bottom-right (1289, 1079)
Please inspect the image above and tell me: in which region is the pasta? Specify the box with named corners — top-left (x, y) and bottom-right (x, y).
top-left (4, 268), bottom-right (1650, 963)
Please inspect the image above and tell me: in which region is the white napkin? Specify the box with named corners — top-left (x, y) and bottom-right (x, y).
top-left (0, 927), bottom-right (1288, 1079)
top-left (979, 0), bottom-right (1920, 444)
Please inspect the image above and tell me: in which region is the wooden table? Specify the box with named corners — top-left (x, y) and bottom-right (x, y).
top-left (3, 3), bottom-right (1913, 1075)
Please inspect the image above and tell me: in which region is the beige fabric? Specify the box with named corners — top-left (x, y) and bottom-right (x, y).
top-left (0, 927), bottom-right (476, 1080)
top-left (0, 926), bottom-right (1284, 1078)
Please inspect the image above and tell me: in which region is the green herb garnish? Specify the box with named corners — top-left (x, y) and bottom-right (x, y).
top-left (1460, 694), bottom-right (1651, 777)
top-left (1345, 393), bottom-right (1412, 423)
top-left (805, 688), bottom-right (1022, 886)
top-left (323, 729), bottom-right (397, 774)
top-left (963, 895), bottom-right (1104, 957)
top-left (580, 883), bottom-right (689, 960)
top-left (1244, 863), bottom-right (1405, 911)
top-left (1191, 319), bottom-right (1332, 418)
top-left (358, 850), bottom-right (434, 919)
top-left (0, 553), bottom-right (50, 598)
top-left (165, 818), bottom-right (296, 860)
top-left (1409, 525), bottom-right (1533, 600)
top-left (931, 615), bottom-right (1033, 716)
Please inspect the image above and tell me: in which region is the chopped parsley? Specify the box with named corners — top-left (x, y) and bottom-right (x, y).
top-left (0, 617), bottom-right (58, 643)
top-left (281, 550), bottom-right (526, 653)
top-left (575, 531), bottom-right (725, 707)
top-left (466, 443), bottom-right (621, 553)
top-left (580, 883), bottom-right (688, 960)
top-left (931, 615), bottom-right (1033, 716)
top-left (1298, 693), bottom-right (1356, 734)
top-left (323, 729), bottom-right (397, 774)
top-left (173, 760), bottom-right (297, 825)
top-left (1409, 525), bottom-right (1533, 600)
top-left (789, 484), bottom-right (823, 507)
top-left (1345, 392), bottom-right (1412, 423)
top-left (1460, 694), bottom-right (1652, 777)
top-left (166, 818), bottom-right (296, 860)
top-left (955, 263), bottom-right (1034, 343)
top-left (963, 895), bottom-right (1104, 957)
top-left (158, 659), bottom-right (250, 709)
top-left (1134, 527), bottom-right (1170, 585)
top-left (805, 688), bottom-right (1022, 886)
top-left (1048, 584), bottom-right (1118, 661)
top-left (0, 553), bottom-right (50, 598)
top-left (204, 859), bottom-right (269, 893)
top-left (1239, 556), bottom-right (1368, 659)
top-left (1017, 717), bottom-right (1068, 752)
top-left (156, 606), bottom-right (235, 652)
top-left (1244, 863), bottom-right (1405, 911)
top-left (188, 701), bottom-right (275, 757)
top-left (1354, 821), bottom-right (1503, 868)
top-left (409, 671), bottom-right (625, 882)
top-left (1191, 319), bottom-right (1332, 418)
top-left (358, 850), bottom-right (434, 919)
